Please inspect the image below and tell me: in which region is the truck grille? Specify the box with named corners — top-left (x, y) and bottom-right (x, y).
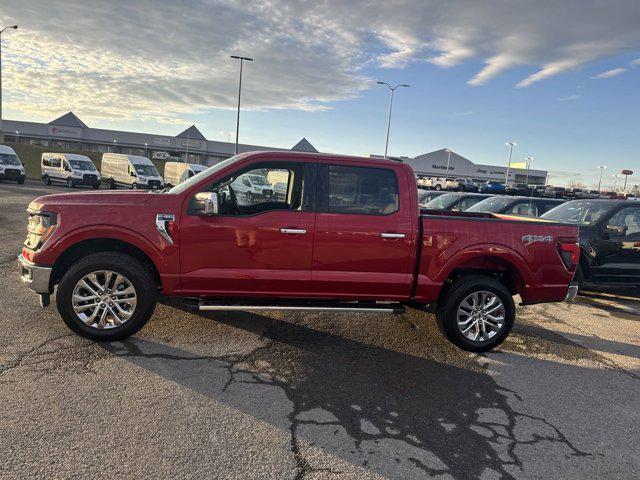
top-left (83, 174), bottom-right (97, 181)
top-left (4, 169), bottom-right (20, 177)
top-left (148, 180), bottom-right (161, 189)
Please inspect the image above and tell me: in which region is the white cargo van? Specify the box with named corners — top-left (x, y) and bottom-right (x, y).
top-left (41, 153), bottom-right (100, 188)
top-left (101, 153), bottom-right (163, 189)
top-left (0, 145), bottom-right (25, 184)
top-left (163, 161), bottom-right (207, 187)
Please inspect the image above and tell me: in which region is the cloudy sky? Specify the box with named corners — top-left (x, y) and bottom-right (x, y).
top-left (1, 0), bottom-right (639, 187)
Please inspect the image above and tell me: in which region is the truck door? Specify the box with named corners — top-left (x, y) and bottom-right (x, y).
top-left (312, 162), bottom-right (415, 299)
top-left (593, 205), bottom-right (640, 284)
top-left (179, 159), bottom-right (316, 296)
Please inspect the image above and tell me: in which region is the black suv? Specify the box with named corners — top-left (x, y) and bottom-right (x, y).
top-left (542, 200), bottom-right (640, 288)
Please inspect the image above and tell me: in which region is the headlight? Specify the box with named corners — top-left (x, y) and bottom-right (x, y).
top-left (24, 211), bottom-right (57, 251)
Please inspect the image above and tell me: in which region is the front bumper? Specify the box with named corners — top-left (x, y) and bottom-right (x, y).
top-left (0, 172), bottom-right (25, 181)
top-left (565, 283), bottom-right (579, 302)
top-left (18, 254), bottom-right (52, 294)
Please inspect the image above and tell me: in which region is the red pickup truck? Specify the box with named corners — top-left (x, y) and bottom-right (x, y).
top-left (18, 152), bottom-right (579, 351)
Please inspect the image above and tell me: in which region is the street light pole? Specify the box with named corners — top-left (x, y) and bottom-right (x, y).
top-left (612, 174), bottom-right (620, 191)
top-left (230, 55), bottom-right (253, 155)
top-left (445, 148), bottom-right (453, 178)
top-left (597, 166), bottom-right (606, 192)
top-left (377, 81), bottom-right (409, 158)
top-left (523, 156), bottom-right (533, 185)
top-left (504, 141), bottom-right (517, 187)
top-left (0, 25), bottom-right (18, 144)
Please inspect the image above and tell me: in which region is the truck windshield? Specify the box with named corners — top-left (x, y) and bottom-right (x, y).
top-left (69, 160), bottom-right (96, 171)
top-left (0, 153), bottom-right (21, 166)
top-left (167, 154), bottom-right (244, 194)
top-left (541, 201), bottom-right (612, 225)
top-left (467, 197), bottom-right (514, 213)
top-left (134, 164), bottom-right (160, 176)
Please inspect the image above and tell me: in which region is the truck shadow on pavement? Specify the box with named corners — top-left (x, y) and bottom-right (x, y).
top-left (102, 308), bottom-right (591, 480)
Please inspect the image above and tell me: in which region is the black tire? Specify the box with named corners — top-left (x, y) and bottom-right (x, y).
top-left (18, 178), bottom-right (25, 184)
top-left (573, 264), bottom-right (584, 292)
top-left (93, 183), bottom-right (99, 189)
top-left (44, 175), bottom-right (51, 185)
top-left (66, 178), bottom-right (74, 188)
top-left (108, 178), bottom-right (116, 189)
top-left (131, 182), bottom-right (138, 189)
top-left (435, 184), bottom-right (442, 191)
top-left (436, 275), bottom-right (515, 352)
top-left (55, 252), bottom-right (157, 341)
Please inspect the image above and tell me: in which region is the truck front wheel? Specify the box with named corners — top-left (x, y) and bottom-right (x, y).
top-left (55, 252), bottom-right (157, 341)
top-left (436, 275), bottom-right (515, 352)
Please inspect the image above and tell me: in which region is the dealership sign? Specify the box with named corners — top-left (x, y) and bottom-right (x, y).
top-left (48, 125), bottom-right (82, 138)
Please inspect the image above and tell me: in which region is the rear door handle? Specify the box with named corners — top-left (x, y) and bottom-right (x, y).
top-left (380, 233), bottom-right (406, 239)
top-left (280, 228), bottom-right (307, 235)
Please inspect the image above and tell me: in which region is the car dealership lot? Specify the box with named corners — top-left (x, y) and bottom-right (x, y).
top-left (1, 181), bottom-right (639, 479)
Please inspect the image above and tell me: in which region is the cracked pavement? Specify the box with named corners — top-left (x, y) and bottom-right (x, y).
top-left (1, 181), bottom-right (639, 479)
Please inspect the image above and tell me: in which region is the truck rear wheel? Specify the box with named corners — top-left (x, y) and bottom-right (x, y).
top-left (55, 252), bottom-right (157, 341)
top-left (436, 275), bottom-right (515, 352)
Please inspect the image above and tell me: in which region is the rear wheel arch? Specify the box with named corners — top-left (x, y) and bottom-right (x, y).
top-left (437, 254), bottom-right (527, 306)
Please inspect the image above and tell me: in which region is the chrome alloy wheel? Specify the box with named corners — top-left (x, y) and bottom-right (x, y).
top-left (71, 270), bottom-right (137, 329)
top-left (456, 291), bottom-right (505, 342)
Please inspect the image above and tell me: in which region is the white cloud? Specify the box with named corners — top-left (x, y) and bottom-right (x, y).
top-left (559, 94), bottom-right (581, 101)
top-left (591, 67), bottom-right (627, 79)
top-left (0, 0), bottom-right (639, 125)
top-left (631, 58), bottom-right (640, 66)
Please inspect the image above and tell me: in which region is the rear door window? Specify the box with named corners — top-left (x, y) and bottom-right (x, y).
top-left (327, 165), bottom-right (399, 215)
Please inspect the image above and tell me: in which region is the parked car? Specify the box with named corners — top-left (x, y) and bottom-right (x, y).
top-left (163, 161), bottom-right (208, 188)
top-left (505, 183), bottom-right (534, 196)
top-left (101, 153), bottom-right (163, 190)
top-left (451, 178), bottom-right (479, 192)
top-left (151, 151), bottom-right (179, 161)
top-left (542, 200), bottom-right (640, 289)
top-left (41, 153), bottom-right (100, 189)
top-left (418, 190), bottom-right (446, 208)
top-left (467, 196), bottom-right (565, 217)
top-left (479, 181), bottom-right (506, 194)
top-left (422, 192), bottom-right (492, 211)
top-left (543, 186), bottom-right (567, 198)
top-left (17, 152), bottom-right (579, 352)
top-left (0, 145), bottom-right (25, 184)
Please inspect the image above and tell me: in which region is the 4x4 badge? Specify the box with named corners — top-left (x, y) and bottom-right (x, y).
top-left (522, 234), bottom-right (553, 245)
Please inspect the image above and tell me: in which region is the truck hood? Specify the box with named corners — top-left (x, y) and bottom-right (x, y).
top-left (29, 191), bottom-right (156, 211)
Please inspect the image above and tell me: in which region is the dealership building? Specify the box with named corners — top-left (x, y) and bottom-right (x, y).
top-left (386, 149), bottom-right (548, 186)
top-left (2, 112), bottom-right (319, 165)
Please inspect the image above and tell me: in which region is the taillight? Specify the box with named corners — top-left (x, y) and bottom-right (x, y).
top-left (557, 239), bottom-right (580, 271)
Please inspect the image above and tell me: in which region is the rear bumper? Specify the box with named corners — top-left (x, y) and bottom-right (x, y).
top-left (18, 254), bottom-right (52, 294)
top-left (565, 283), bottom-right (579, 302)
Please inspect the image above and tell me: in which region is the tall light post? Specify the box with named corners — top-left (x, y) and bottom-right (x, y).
top-left (0, 25), bottom-right (18, 144)
top-left (444, 148), bottom-right (453, 178)
top-left (230, 55), bottom-right (253, 155)
top-left (504, 141), bottom-right (517, 186)
top-left (612, 174), bottom-right (621, 191)
top-left (377, 81), bottom-right (409, 158)
top-left (523, 156), bottom-right (534, 193)
top-left (597, 166), bottom-right (606, 192)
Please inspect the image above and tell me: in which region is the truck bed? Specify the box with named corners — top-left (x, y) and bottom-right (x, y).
top-left (414, 211), bottom-right (579, 305)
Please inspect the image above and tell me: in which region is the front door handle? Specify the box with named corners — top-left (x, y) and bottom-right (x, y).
top-left (380, 233), bottom-right (406, 239)
top-left (280, 228), bottom-right (307, 235)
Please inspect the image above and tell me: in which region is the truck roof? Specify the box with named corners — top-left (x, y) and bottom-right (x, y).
top-left (42, 153), bottom-right (92, 161)
top-left (102, 153), bottom-right (154, 165)
top-left (241, 150), bottom-right (412, 169)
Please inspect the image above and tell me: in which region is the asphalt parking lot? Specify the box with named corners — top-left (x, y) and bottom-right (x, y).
top-left (1, 180), bottom-right (639, 479)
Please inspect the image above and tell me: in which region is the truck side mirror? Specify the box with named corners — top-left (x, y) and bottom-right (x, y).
top-left (194, 191), bottom-right (219, 215)
top-left (603, 225), bottom-right (626, 236)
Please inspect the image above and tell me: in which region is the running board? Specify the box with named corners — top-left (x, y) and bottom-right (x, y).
top-left (194, 301), bottom-right (405, 314)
